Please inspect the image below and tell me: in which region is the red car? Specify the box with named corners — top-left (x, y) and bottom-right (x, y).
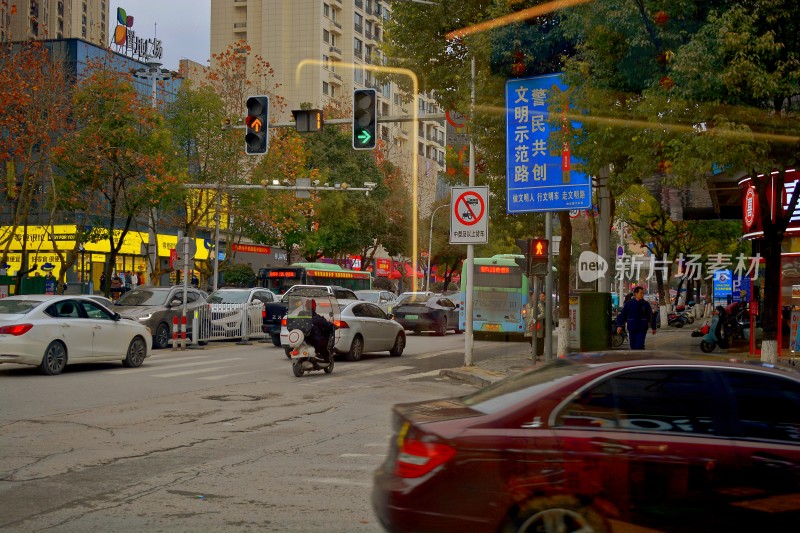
top-left (372, 353), bottom-right (800, 532)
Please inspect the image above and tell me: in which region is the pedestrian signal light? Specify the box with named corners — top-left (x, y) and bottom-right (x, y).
top-left (353, 88), bottom-right (377, 150)
top-left (245, 95), bottom-right (269, 155)
top-left (531, 238), bottom-right (549, 264)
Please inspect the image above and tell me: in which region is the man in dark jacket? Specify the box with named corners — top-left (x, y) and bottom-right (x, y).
top-left (307, 299), bottom-right (333, 362)
top-left (616, 286), bottom-right (657, 349)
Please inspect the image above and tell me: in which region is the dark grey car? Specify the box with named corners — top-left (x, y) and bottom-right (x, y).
top-left (114, 286), bottom-right (208, 349)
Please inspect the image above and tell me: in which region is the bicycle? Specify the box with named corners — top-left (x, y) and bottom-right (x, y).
top-left (611, 325), bottom-right (628, 347)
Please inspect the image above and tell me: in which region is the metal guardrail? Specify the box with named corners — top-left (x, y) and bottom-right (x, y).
top-left (176, 302), bottom-right (267, 347)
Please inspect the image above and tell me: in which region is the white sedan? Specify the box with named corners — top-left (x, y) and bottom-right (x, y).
top-left (281, 300), bottom-right (405, 361)
top-left (0, 295), bottom-right (151, 375)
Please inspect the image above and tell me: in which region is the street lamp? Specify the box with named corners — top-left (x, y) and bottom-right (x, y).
top-left (133, 62), bottom-right (175, 286)
top-left (426, 203), bottom-right (449, 292)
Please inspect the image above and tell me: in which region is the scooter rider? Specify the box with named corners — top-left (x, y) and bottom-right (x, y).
top-left (307, 299), bottom-right (333, 362)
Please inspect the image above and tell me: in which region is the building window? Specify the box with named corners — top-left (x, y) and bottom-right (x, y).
top-left (82, 1), bottom-right (86, 13)
top-left (354, 13), bottom-right (362, 34)
top-left (330, 85), bottom-right (336, 97)
top-left (354, 38), bottom-right (363, 59)
top-left (323, 55), bottom-right (330, 69)
top-left (323, 29), bottom-right (330, 43)
top-left (323, 81), bottom-right (329, 95)
top-left (324, 3), bottom-right (330, 17)
top-left (354, 68), bottom-right (363, 84)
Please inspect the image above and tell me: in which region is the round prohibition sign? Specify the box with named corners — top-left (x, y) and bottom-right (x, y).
top-left (454, 190), bottom-right (486, 227)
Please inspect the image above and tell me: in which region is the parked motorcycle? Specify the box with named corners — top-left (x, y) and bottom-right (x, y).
top-left (700, 304), bottom-right (745, 353)
top-left (285, 295), bottom-right (339, 377)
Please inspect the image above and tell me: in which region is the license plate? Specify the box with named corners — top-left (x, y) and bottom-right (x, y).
top-left (405, 314), bottom-right (418, 320)
top-left (485, 324), bottom-right (501, 332)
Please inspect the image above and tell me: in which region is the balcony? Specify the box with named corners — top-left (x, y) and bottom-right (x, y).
top-left (329, 46), bottom-right (343, 58)
top-left (233, 21), bottom-right (247, 33)
top-left (354, 23), bottom-right (363, 34)
top-left (353, 48), bottom-right (363, 60)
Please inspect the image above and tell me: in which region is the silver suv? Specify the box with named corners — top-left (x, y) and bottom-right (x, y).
top-left (114, 286), bottom-right (208, 349)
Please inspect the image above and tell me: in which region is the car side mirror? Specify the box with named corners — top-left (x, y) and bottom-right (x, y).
top-left (170, 298), bottom-right (182, 307)
top-left (387, 313), bottom-right (394, 320)
top-left (113, 312), bottom-right (121, 321)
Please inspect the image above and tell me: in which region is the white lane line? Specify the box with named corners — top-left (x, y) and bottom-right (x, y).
top-left (415, 349), bottom-right (462, 359)
top-left (356, 365), bottom-right (414, 377)
top-left (301, 477), bottom-right (371, 487)
top-left (126, 358), bottom-right (242, 373)
top-left (340, 453), bottom-right (372, 458)
top-left (398, 369), bottom-right (442, 380)
top-left (152, 367), bottom-right (228, 377)
top-left (198, 372), bottom-right (252, 381)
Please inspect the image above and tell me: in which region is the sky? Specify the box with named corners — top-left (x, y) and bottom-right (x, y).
top-left (108, 0), bottom-right (212, 70)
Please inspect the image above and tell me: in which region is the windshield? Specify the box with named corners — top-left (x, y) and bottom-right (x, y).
top-left (397, 295), bottom-right (430, 305)
top-left (460, 359), bottom-right (590, 415)
top-left (207, 291), bottom-right (249, 304)
top-left (115, 289), bottom-right (170, 306)
top-left (356, 291), bottom-right (380, 303)
top-left (0, 300), bottom-right (39, 314)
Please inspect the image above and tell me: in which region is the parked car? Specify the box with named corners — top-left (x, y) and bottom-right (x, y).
top-left (355, 289), bottom-right (398, 313)
top-left (372, 352), bottom-right (800, 533)
top-left (0, 295), bottom-right (151, 375)
top-left (114, 286), bottom-right (208, 349)
top-left (206, 287), bottom-right (276, 338)
top-left (391, 294), bottom-right (461, 335)
top-left (86, 294), bottom-right (114, 309)
top-left (263, 285), bottom-right (361, 348)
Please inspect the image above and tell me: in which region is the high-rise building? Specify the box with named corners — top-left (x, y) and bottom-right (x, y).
top-left (1, 0), bottom-right (108, 46)
top-left (210, 0), bottom-right (447, 213)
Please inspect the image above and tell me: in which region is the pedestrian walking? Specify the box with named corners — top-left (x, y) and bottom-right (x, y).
top-left (131, 271), bottom-right (139, 287)
top-left (99, 272), bottom-right (106, 292)
top-left (616, 286), bottom-right (657, 349)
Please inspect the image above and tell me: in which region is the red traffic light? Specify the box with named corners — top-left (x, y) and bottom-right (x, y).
top-left (531, 238), bottom-right (549, 263)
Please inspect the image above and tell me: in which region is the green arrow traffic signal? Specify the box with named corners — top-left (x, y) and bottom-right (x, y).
top-left (352, 89), bottom-right (377, 150)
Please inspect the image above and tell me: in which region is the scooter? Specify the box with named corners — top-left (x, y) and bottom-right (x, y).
top-left (287, 327), bottom-right (335, 377)
top-left (700, 305), bottom-right (742, 353)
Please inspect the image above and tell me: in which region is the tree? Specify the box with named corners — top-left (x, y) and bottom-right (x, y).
top-left (0, 41), bottom-right (72, 294)
top-left (53, 56), bottom-right (182, 297)
top-left (561, 0), bottom-right (800, 362)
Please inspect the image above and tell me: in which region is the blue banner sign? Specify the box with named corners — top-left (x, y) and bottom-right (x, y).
top-left (506, 74), bottom-right (592, 213)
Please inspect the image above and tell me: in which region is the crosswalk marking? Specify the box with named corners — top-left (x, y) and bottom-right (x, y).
top-left (152, 366), bottom-right (228, 377)
top-left (198, 372), bottom-right (252, 381)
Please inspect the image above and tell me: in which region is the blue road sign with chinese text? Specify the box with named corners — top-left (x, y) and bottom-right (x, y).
top-left (506, 74), bottom-right (592, 213)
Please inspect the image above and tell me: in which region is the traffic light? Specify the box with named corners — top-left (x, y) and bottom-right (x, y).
top-left (353, 88), bottom-right (377, 150)
top-left (515, 238), bottom-right (532, 272)
top-left (292, 109), bottom-right (323, 133)
top-left (531, 238), bottom-right (549, 264)
top-left (245, 95), bottom-right (269, 155)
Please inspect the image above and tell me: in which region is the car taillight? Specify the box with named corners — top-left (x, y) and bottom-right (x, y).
top-left (281, 317), bottom-right (287, 327)
top-left (0, 324), bottom-right (34, 336)
top-left (334, 320), bottom-right (349, 328)
top-left (394, 438), bottom-right (456, 478)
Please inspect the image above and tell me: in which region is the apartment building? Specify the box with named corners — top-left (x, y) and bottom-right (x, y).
top-left (210, 0), bottom-right (448, 214)
top-left (1, 0), bottom-right (108, 45)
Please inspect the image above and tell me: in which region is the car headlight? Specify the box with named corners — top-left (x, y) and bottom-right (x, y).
top-left (137, 314), bottom-right (153, 321)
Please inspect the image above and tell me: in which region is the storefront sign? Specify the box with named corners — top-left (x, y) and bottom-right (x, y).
top-left (740, 169), bottom-right (799, 239)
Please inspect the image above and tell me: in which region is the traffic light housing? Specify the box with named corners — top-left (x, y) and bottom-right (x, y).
top-left (245, 95), bottom-right (269, 155)
top-left (353, 88), bottom-right (377, 150)
top-left (515, 238), bottom-right (531, 272)
top-left (292, 109), bottom-right (323, 133)
top-left (531, 238), bottom-right (549, 264)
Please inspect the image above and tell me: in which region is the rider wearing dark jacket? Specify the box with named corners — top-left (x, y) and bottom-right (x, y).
top-left (616, 286), bottom-right (657, 349)
top-left (307, 299), bottom-right (333, 362)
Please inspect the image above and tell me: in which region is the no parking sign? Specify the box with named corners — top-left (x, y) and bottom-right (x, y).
top-left (450, 186), bottom-right (489, 244)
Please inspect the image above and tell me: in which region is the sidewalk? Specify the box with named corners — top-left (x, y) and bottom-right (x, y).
top-left (440, 327), bottom-right (755, 388)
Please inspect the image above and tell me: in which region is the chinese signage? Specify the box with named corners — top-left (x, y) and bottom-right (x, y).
top-left (615, 253), bottom-right (761, 282)
top-left (112, 7), bottom-right (164, 61)
top-left (505, 74), bottom-right (592, 213)
top-left (741, 169), bottom-right (800, 239)
top-left (450, 186), bottom-right (489, 244)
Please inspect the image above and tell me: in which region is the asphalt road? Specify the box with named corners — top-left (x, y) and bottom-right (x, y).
top-left (0, 332), bottom-right (529, 532)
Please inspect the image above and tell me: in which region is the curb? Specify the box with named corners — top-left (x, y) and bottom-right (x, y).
top-left (439, 367), bottom-right (505, 388)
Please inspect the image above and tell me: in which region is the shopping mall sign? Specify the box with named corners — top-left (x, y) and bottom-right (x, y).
top-left (112, 7), bottom-right (163, 61)
top-left (740, 168), bottom-right (800, 239)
